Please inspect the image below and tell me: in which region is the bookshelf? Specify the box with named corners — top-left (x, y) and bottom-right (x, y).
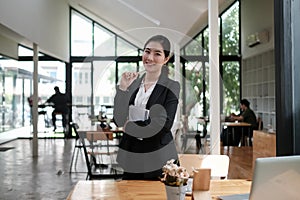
top-left (242, 49), bottom-right (276, 130)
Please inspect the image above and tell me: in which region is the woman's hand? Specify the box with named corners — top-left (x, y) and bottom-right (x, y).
top-left (119, 72), bottom-right (139, 91)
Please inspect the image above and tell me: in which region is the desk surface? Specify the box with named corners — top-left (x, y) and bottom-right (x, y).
top-left (222, 122), bottom-right (251, 127)
top-left (78, 126), bottom-right (123, 133)
top-left (67, 179), bottom-right (251, 200)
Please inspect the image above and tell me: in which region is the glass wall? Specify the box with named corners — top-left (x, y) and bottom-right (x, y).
top-left (70, 10), bottom-right (140, 125)
top-left (69, 1), bottom-right (240, 131)
top-left (0, 50), bottom-right (66, 133)
top-left (221, 1), bottom-right (240, 114)
top-left (180, 0), bottom-right (240, 131)
top-left (0, 1), bottom-right (240, 135)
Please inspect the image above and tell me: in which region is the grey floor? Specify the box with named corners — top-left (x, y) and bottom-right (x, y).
top-left (0, 129), bottom-right (197, 200)
top-left (0, 138), bottom-right (87, 200)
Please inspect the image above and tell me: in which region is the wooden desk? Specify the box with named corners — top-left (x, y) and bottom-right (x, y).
top-left (78, 126), bottom-right (123, 139)
top-left (222, 122), bottom-right (251, 147)
top-left (252, 130), bottom-right (276, 172)
top-left (193, 179), bottom-right (251, 200)
top-left (67, 179), bottom-right (251, 200)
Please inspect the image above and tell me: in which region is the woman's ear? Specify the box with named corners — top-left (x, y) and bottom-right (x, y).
top-left (163, 57), bottom-right (170, 65)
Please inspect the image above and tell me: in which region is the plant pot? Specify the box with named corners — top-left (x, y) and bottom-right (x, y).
top-left (165, 184), bottom-right (187, 200)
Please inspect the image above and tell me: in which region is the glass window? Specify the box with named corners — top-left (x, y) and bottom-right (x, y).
top-left (38, 60), bottom-right (66, 101)
top-left (203, 28), bottom-right (209, 56)
top-left (93, 61), bottom-right (116, 112)
top-left (0, 56), bottom-right (66, 133)
top-left (222, 61), bottom-right (240, 115)
top-left (49, 71), bottom-right (57, 78)
top-left (71, 10), bottom-right (93, 56)
top-left (72, 62), bottom-right (92, 105)
top-left (94, 24), bottom-right (115, 56)
top-left (184, 34), bottom-right (203, 56)
top-left (117, 37), bottom-right (138, 56)
top-left (72, 62), bottom-right (92, 128)
top-left (183, 61), bottom-right (209, 130)
top-left (85, 72), bottom-right (89, 84)
top-left (18, 46), bottom-right (44, 56)
top-left (221, 1), bottom-right (239, 55)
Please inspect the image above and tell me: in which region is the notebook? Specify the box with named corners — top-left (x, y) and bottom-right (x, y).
top-left (219, 155), bottom-right (300, 200)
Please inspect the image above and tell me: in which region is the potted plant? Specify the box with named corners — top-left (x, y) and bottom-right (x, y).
top-left (161, 159), bottom-right (189, 200)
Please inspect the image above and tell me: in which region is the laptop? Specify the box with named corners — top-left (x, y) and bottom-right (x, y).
top-left (219, 155), bottom-right (300, 200)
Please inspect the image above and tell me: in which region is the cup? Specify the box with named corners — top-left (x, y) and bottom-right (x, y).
top-left (192, 168), bottom-right (211, 191)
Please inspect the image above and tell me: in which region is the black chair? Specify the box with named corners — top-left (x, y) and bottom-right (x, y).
top-left (69, 122), bottom-right (84, 173)
top-left (181, 118), bottom-right (208, 153)
top-left (195, 123), bottom-right (208, 153)
top-left (76, 127), bottom-right (123, 180)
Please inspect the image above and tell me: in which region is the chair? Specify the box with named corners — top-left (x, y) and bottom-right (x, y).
top-left (69, 122), bottom-right (84, 173)
top-left (195, 122), bottom-right (209, 154)
top-left (85, 131), bottom-right (116, 168)
top-left (77, 129), bottom-right (122, 180)
top-left (181, 118), bottom-right (209, 154)
top-left (178, 154), bottom-right (230, 179)
top-left (257, 117), bottom-right (263, 130)
top-left (245, 117), bottom-right (263, 146)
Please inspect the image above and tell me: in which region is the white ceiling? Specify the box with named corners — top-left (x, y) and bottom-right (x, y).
top-left (69, 0), bottom-right (235, 49)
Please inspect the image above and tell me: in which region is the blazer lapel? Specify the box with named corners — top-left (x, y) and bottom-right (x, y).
top-left (146, 76), bottom-right (168, 109)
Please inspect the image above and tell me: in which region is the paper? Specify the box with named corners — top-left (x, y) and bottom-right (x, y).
top-left (128, 105), bottom-right (149, 121)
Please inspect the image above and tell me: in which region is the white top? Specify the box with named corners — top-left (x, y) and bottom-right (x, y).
top-left (134, 80), bottom-right (157, 109)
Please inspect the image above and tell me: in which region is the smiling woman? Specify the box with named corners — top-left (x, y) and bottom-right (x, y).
top-left (113, 35), bottom-right (180, 180)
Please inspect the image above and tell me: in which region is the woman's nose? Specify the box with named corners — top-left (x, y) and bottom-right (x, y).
top-left (146, 52), bottom-right (154, 60)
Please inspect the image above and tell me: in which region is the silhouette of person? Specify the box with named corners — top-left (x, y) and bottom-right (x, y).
top-left (46, 86), bottom-right (69, 132)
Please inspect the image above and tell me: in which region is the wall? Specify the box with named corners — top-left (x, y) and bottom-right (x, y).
top-left (0, 0), bottom-right (69, 62)
top-left (242, 49), bottom-right (275, 129)
top-left (241, 0), bottom-right (274, 58)
top-left (0, 33), bottom-right (18, 59)
top-left (241, 0), bottom-right (275, 129)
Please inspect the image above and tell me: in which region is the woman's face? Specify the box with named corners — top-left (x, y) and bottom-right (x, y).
top-left (142, 41), bottom-right (169, 73)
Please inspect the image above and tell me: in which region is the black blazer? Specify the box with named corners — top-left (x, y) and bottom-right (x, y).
top-left (113, 67), bottom-right (180, 153)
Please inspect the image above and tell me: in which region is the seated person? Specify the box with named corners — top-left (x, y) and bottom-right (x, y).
top-left (229, 99), bottom-right (257, 146)
top-left (45, 86), bottom-right (69, 132)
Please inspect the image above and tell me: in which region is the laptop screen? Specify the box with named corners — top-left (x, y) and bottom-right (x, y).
top-left (249, 155), bottom-right (300, 200)
top-left (219, 155), bottom-right (300, 200)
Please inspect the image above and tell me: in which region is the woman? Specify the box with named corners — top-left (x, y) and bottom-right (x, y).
top-left (113, 35), bottom-right (180, 180)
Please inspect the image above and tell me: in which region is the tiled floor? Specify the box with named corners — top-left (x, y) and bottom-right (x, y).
top-left (0, 126), bottom-right (207, 200)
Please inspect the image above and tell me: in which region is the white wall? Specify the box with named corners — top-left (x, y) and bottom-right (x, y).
top-left (241, 0), bottom-right (274, 58)
top-left (0, 34), bottom-right (18, 59)
top-left (0, 0), bottom-right (69, 62)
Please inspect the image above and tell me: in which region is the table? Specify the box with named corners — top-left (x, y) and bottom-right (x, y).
top-left (222, 122), bottom-right (251, 147)
top-left (66, 179), bottom-right (251, 200)
top-left (193, 179), bottom-right (251, 200)
top-left (78, 125), bottom-right (123, 140)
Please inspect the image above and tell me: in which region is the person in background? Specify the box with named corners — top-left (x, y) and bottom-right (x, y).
top-left (27, 95), bottom-right (42, 124)
top-left (113, 35), bottom-right (180, 180)
top-left (46, 86), bottom-right (69, 132)
top-left (230, 99), bottom-right (257, 146)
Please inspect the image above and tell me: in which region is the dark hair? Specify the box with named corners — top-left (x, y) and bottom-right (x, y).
top-left (54, 86), bottom-right (60, 92)
top-left (143, 35), bottom-right (171, 57)
top-left (240, 99), bottom-right (250, 108)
